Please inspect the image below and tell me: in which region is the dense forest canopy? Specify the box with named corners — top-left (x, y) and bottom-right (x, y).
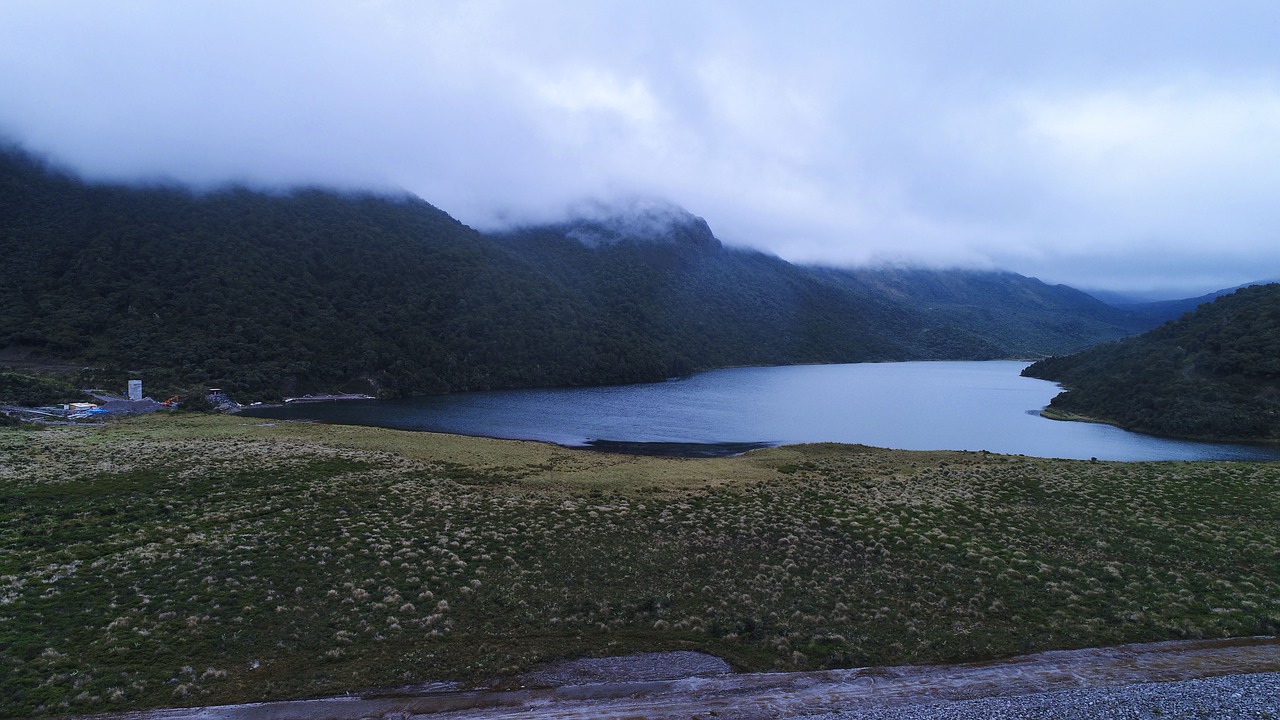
top-left (1, 146), bottom-right (1155, 402)
top-left (1024, 283), bottom-right (1280, 441)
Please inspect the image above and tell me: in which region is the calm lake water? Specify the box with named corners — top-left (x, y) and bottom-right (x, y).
top-left (242, 361), bottom-right (1280, 461)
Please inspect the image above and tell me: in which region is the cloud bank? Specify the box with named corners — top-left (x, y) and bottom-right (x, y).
top-left (3, 1), bottom-right (1279, 295)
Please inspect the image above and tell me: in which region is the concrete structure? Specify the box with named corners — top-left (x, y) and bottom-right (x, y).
top-left (128, 380), bottom-right (143, 401)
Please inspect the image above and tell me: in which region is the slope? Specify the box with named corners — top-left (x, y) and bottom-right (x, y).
top-left (1023, 284), bottom-right (1280, 440)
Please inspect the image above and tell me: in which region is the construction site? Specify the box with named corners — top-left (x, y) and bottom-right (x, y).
top-left (1, 379), bottom-right (191, 424)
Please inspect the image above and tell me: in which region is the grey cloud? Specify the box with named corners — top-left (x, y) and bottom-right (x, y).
top-left (3, 0), bottom-right (1279, 297)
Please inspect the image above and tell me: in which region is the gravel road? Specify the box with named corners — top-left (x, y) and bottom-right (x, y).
top-left (805, 671), bottom-right (1280, 719)
top-left (70, 638), bottom-right (1280, 720)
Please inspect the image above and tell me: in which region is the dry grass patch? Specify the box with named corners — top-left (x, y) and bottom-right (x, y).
top-left (1, 416), bottom-right (1277, 717)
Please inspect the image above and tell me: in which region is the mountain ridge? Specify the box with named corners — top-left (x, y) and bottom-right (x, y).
top-left (0, 145), bottom-right (1158, 402)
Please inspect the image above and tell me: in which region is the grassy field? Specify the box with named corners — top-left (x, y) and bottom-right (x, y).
top-left (2, 414), bottom-right (1278, 716)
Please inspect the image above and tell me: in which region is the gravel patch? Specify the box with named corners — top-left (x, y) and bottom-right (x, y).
top-left (804, 671), bottom-right (1280, 720)
top-left (62, 643), bottom-right (1280, 720)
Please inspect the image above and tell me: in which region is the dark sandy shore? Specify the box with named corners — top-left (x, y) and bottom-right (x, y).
top-left (69, 637), bottom-right (1280, 720)
top-left (580, 438), bottom-right (776, 456)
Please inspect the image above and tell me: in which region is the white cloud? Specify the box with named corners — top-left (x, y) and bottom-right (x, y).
top-left (1020, 81), bottom-right (1280, 194)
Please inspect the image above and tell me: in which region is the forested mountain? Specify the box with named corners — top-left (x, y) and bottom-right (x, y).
top-left (1, 146), bottom-right (1154, 401)
top-left (491, 219), bottom-right (1153, 363)
top-left (1024, 284), bottom-right (1280, 441)
top-left (2, 149), bottom-right (627, 398)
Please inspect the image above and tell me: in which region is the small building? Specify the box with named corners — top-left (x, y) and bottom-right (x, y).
top-left (128, 380), bottom-right (143, 401)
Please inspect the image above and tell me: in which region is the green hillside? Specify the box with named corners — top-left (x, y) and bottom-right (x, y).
top-left (1024, 284), bottom-right (1280, 441)
top-left (1, 146), bottom-right (1152, 401)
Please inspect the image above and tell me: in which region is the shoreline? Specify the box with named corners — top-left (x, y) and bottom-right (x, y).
top-left (1038, 407), bottom-right (1280, 447)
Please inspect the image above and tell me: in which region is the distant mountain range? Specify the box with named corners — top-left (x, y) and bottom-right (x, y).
top-left (1024, 283), bottom-right (1280, 441)
top-left (1086, 281), bottom-right (1280, 327)
top-left (0, 145), bottom-right (1189, 401)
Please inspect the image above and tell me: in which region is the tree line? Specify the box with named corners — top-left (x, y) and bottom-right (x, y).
top-left (1024, 284), bottom-right (1280, 441)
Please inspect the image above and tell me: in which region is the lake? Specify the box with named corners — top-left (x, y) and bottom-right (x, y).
top-left (241, 361), bottom-right (1280, 461)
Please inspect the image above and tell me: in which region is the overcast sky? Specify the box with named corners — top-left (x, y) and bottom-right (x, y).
top-left (3, 1), bottom-right (1279, 296)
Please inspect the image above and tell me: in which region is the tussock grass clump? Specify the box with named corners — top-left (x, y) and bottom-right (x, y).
top-left (1, 416), bottom-right (1278, 716)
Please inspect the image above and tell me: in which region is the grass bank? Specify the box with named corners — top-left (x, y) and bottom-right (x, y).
top-left (1, 415), bottom-right (1278, 716)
